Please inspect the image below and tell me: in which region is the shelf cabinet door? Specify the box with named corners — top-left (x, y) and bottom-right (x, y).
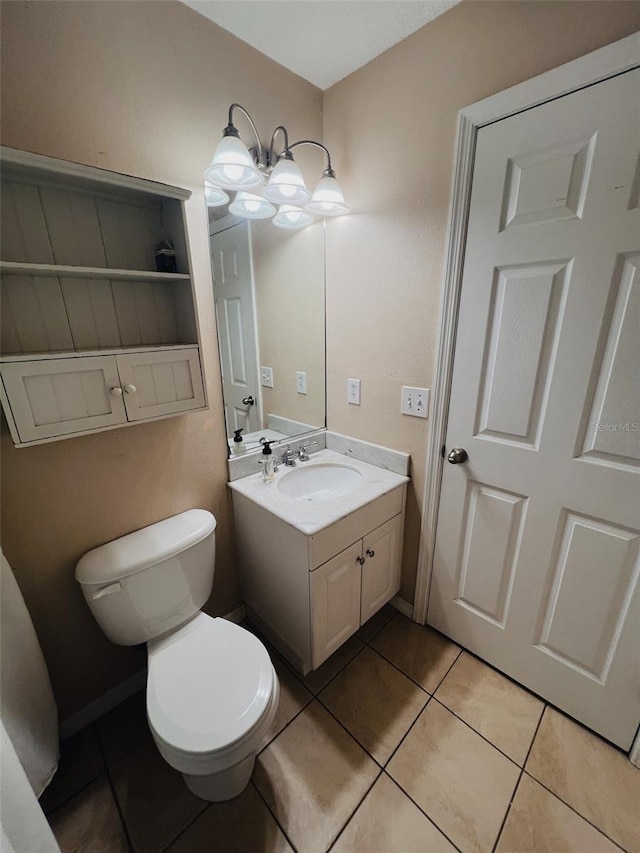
top-left (310, 541), bottom-right (362, 669)
top-left (116, 347), bottom-right (205, 421)
top-left (0, 356), bottom-right (127, 442)
top-left (360, 515), bottom-right (403, 624)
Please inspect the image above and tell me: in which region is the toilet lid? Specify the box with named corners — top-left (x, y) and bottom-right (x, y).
top-left (146, 613), bottom-right (274, 755)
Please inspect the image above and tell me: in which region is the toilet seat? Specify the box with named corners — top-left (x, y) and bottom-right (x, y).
top-left (146, 613), bottom-right (275, 759)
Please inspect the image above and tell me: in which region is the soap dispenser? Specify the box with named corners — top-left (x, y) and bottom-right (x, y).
top-left (259, 439), bottom-right (276, 483)
top-left (232, 428), bottom-right (245, 454)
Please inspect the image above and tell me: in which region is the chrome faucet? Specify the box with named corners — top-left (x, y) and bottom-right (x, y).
top-left (281, 445), bottom-right (297, 467)
top-left (298, 441), bottom-right (318, 462)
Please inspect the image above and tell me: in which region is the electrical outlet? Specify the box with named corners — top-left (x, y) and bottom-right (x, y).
top-left (260, 366), bottom-right (273, 388)
top-left (401, 386), bottom-right (429, 418)
top-left (347, 378), bottom-right (361, 405)
top-left (296, 371), bottom-right (307, 395)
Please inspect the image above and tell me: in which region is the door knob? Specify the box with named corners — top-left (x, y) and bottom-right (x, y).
top-left (109, 386), bottom-right (123, 396)
top-left (124, 384), bottom-right (137, 394)
top-left (242, 395), bottom-right (255, 406)
top-left (447, 447), bottom-right (469, 464)
top-left (357, 556), bottom-right (365, 565)
top-left (366, 549), bottom-right (375, 558)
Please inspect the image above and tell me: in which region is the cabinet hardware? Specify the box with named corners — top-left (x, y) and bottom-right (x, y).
top-left (366, 549), bottom-right (375, 558)
top-left (124, 384), bottom-right (137, 394)
top-left (109, 386), bottom-right (123, 396)
top-left (356, 556), bottom-right (365, 565)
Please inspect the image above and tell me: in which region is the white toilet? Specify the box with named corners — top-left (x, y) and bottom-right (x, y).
top-left (75, 509), bottom-right (279, 802)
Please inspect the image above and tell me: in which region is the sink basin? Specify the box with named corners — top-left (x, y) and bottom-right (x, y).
top-left (277, 463), bottom-right (364, 501)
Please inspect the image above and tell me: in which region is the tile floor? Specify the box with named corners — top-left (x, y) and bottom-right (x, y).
top-left (42, 607), bottom-right (640, 853)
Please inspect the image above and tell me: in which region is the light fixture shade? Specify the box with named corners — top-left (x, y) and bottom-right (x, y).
top-left (204, 135), bottom-right (263, 190)
top-left (229, 191), bottom-right (276, 220)
top-left (263, 157), bottom-right (312, 205)
top-left (305, 174), bottom-right (350, 216)
top-left (204, 182), bottom-right (229, 207)
top-left (272, 204), bottom-right (315, 230)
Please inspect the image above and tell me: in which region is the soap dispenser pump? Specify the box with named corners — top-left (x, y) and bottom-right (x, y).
top-left (232, 428), bottom-right (245, 454)
top-left (259, 439), bottom-right (277, 483)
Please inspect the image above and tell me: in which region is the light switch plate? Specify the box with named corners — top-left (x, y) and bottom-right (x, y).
top-left (401, 386), bottom-right (429, 418)
top-left (260, 366), bottom-right (273, 388)
top-left (347, 378), bottom-right (361, 405)
top-left (296, 371), bottom-right (307, 394)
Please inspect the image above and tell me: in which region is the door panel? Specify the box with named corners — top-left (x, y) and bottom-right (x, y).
top-left (360, 515), bottom-right (403, 624)
top-left (311, 542), bottom-right (362, 669)
top-left (116, 347), bottom-right (205, 420)
top-left (429, 68), bottom-right (640, 748)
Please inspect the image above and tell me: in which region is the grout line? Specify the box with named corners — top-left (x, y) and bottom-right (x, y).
top-left (257, 690), bottom-right (314, 756)
top-left (42, 727), bottom-right (108, 818)
top-left (94, 724), bottom-right (135, 853)
top-left (491, 704), bottom-right (547, 853)
top-left (431, 697), bottom-right (521, 769)
top-left (159, 804), bottom-right (213, 853)
top-left (325, 767), bottom-right (384, 852)
top-left (313, 696), bottom-right (386, 770)
top-left (521, 770), bottom-right (628, 852)
top-left (251, 779), bottom-right (299, 853)
top-left (381, 767), bottom-right (464, 853)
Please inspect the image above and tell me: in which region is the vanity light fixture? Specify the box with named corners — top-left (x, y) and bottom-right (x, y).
top-left (204, 182), bottom-right (229, 208)
top-left (204, 104), bottom-right (349, 225)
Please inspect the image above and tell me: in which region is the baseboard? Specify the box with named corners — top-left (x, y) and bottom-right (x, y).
top-left (391, 595), bottom-right (414, 620)
top-left (59, 605), bottom-right (247, 737)
top-left (59, 669), bottom-right (146, 739)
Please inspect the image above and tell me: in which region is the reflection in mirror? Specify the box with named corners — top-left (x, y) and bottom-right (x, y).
top-left (208, 206), bottom-right (325, 454)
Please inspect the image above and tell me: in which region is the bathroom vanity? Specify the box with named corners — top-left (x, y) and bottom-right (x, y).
top-left (229, 449), bottom-right (408, 673)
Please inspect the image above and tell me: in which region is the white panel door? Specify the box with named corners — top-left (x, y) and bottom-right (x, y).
top-left (210, 222), bottom-right (260, 435)
top-left (360, 515), bottom-right (403, 624)
top-left (115, 347), bottom-right (205, 421)
top-left (311, 541), bottom-right (362, 669)
top-left (0, 356), bottom-right (127, 442)
top-left (429, 69), bottom-right (640, 748)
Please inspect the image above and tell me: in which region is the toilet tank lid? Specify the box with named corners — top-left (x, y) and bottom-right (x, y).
top-left (75, 510), bottom-right (216, 585)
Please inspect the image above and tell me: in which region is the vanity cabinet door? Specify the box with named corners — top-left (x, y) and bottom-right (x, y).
top-left (360, 514), bottom-right (403, 625)
top-left (116, 346), bottom-right (205, 421)
top-left (0, 355), bottom-right (127, 442)
top-left (310, 541), bottom-right (362, 669)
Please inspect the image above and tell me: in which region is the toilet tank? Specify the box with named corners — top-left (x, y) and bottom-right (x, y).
top-left (76, 510), bottom-right (216, 646)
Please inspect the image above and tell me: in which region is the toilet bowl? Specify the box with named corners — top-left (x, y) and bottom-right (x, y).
top-left (75, 510), bottom-right (279, 801)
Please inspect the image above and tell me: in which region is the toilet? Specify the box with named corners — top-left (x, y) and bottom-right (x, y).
top-left (75, 509), bottom-right (279, 802)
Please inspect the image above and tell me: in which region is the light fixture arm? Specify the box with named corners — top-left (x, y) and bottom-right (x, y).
top-left (289, 140), bottom-right (335, 177)
top-left (225, 103), bottom-right (267, 169)
top-left (268, 125), bottom-right (292, 167)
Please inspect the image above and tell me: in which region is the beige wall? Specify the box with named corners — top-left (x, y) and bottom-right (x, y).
top-left (253, 220), bottom-right (325, 430)
top-left (323, 0), bottom-right (640, 601)
top-left (0, 0), bottom-right (322, 720)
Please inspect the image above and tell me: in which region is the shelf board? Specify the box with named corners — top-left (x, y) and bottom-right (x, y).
top-left (0, 261), bottom-right (191, 283)
top-left (0, 343), bottom-right (200, 362)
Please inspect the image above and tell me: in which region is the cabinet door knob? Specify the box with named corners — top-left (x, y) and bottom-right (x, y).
top-left (109, 386), bottom-right (123, 396)
top-left (356, 556), bottom-right (365, 565)
top-left (366, 549), bottom-right (375, 558)
top-left (124, 384), bottom-right (137, 394)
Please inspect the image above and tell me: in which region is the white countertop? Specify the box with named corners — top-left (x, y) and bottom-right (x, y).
top-left (228, 448), bottom-right (409, 535)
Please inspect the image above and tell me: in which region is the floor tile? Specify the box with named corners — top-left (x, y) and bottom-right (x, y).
top-left (319, 646), bottom-right (428, 764)
top-left (387, 700), bottom-right (519, 853)
top-left (95, 689), bottom-right (151, 767)
top-left (496, 774), bottom-right (620, 853)
top-left (332, 772), bottom-right (457, 853)
top-left (110, 739), bottom-right (206, 853)
top-left (254, 700), bottom-right (379, 853)
top-left (259, 654), bottom-right (313, 751)
top-left (435, 652), bottom-right (544, 765)
top-left (356, 603), bottom-right (397, 643)
top-left (526, 707), bottom-right (640, 853)
top-left (166, 783), bottom-right (293, 852)
top-left (40, 726), bottom-right (105, 814)
top-left (295, 634), bottom-right (365, 694)
top-left (48, 774), bottom-right (129, 853)
top-left (370, 616), bottom-right (460, 692)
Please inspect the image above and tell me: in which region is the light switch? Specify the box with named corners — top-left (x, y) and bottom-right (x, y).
top-left (401, 386), bottom-right (429, 418)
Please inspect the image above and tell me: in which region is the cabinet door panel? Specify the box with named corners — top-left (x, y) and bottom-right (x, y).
top-left (116, 347), bottom-right (205, 420)
top-left (0, 356), bottom-right (126, 442)
top-left (360, 515), bottom-right (403, 624)
top-left (311, 541), bottom-right (362, 669)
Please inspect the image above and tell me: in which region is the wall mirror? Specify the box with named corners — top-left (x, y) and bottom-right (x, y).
top-left (207, 205), bottom-right (325, 453)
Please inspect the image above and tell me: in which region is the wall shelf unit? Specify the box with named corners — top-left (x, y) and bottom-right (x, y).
top-left (0, 146), bottom-right (208, 447)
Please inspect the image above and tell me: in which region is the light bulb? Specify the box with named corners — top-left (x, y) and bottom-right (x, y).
top-left (204, 182), bottom-right (229, 207)
top-left (229, 191), bottom-right (276, 220)
top-left (306, 174), bottom-right (350, 216)
top-left (204, 135), bottom-right (263, 190)
top-left (263, 156), bottom-right (311, 206)
top-left (273, 204), bottom-right (315, 230)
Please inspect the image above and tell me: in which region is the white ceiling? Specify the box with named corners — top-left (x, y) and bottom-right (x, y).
top-left (183, 1), bottom-right (459, 90)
